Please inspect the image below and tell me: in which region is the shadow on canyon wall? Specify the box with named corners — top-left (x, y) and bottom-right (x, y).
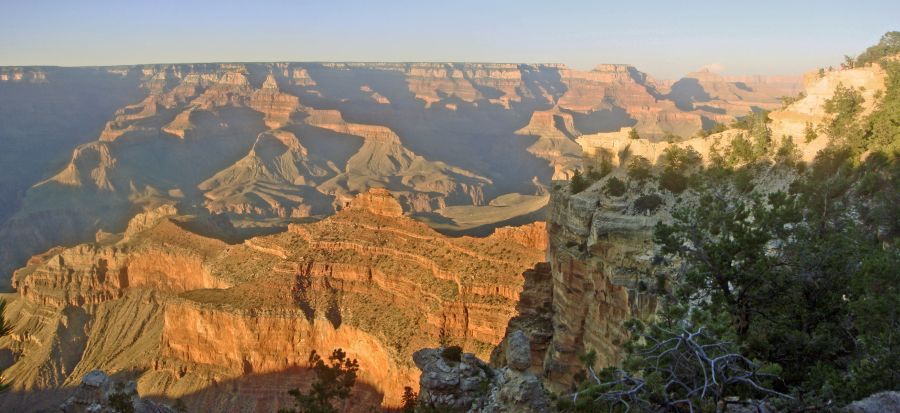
top-left (0, 366), bottom-right (390, 413)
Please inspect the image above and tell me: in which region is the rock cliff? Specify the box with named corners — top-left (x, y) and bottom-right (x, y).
top-left (0, 189), bottom-right (544, 411)
top-left (414, 330), bottom-right (550, 413)
top-left (0, 62), bottom-right (799, 285)
top-left (495, 62), bottom-right (890, 395)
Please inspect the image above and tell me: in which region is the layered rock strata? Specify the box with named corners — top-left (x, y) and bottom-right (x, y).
top-left (0, 62), bottom-right (801, 286)
top-left (0, 190), bottom-right (544, 411)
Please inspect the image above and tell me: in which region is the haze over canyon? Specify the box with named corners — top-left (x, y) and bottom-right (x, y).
top-left (1, 27), bottom-right (898, 412)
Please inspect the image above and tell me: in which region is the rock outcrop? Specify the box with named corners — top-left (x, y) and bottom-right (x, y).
top-left (525, 61), bottom-right (890, 394)
top-left (845, 391), bottom-right (900, 413)
top-left (0, 62), bottom-right (800, 284)
top-left (0, 189), bottom-right (544, 412)
top-left (414, 331), bottom-right (550, 413)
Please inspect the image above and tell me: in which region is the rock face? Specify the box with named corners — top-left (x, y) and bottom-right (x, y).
top-left (0, 189), bottom-right (544, 412)
top-left (0, 62), bottom-right (799, 285)
top-left (488, 222), bottom-right (549, 251)
top-left (346, 188), bottom-right (405, 217)
top-left (845, 391), bottom-right (900, 413)
top-left (414, 349), bottom-right (494, 411)
top-left (538, 185), bottom-right (658, 391)
top-left (523, 62), bottom-right (890, 393)
top-left (414, 334), bottom-right (550, 413)
top-left (502, 331), bottom-right (532, 372)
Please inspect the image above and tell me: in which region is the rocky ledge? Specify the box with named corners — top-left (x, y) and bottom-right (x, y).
top-left (414, 330), bottom-right (550, 413)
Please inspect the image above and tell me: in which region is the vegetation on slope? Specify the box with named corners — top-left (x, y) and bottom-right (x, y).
top-left (281, 349), bottom-right (360, 413)
top-left (561, 34), bottom-right (900, 411)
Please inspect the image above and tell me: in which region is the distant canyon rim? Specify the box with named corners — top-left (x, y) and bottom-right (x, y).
top-left (0, 60), bottom-right (812, 411)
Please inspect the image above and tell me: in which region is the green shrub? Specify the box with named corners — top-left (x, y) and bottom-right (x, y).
top-left (585, 165), bottom-right (606, 182)
top-left (728, 133), bottom-right (754, 165)
top-left (441, 346), bottom-right (463, 363)
top-left (401, 386), bottom-right (417, 413)
top-left (633, 194), bottom-right (663, 213)
top-left (281, 349), bottom-right (359, 413)
top-left (569, 169), bottom-right (589, 194)
top-left (660, 146), bottom-right (702, 172)
top-left (776, 136), bottom-right (801, 165)
top-left (804, 122), bottom-right (818, 143)
top-left (107, 386), bottom-right (134, 413)
top-left (855, 31), bottom-right (900, 66)
top-left (626, 156), bottom-right (653, 183)
top-left (698, 122), bottom-right (728, 138)
top-left (628, 128), bottom-right (641, 139)
top-left (603, 177), bottom-right (627, 197)
top-left (663, 132), bottom-right (683, 143)
top-left (659, 168), bottom-right (688, 193)
top-left (733, 168), bottom-right (755, 193)
top-left (824, 83), bottom-right (865, 143)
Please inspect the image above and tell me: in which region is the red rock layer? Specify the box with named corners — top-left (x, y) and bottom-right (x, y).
top-left (1, 189), bottom-right (545, 411)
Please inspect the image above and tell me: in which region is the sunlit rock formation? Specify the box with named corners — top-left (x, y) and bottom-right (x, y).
top-left (0, 189), bottom-right (544, 411)
top-left (0, 61), bottom-right (799, 290)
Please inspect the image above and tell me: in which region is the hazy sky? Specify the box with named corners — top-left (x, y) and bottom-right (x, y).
top-left (1, 0), bottom-right (897, 79)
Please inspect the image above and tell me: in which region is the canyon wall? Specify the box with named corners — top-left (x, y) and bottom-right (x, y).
top-left (0, 189), bottom-right (545, 411)
top-left (493, 62), bottom-right (889, 394)
top-left (0, 62), bottom-right (799, 287)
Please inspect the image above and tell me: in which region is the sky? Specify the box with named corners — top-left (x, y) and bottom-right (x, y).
top-left (0, 0), bottom-right (897, 80)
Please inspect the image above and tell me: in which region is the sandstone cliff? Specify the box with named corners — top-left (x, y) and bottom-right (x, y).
top-left (0, 190), bottom-right (544, 411)
top-left (497, 62), bottom-right (889, 394)
top-left (0, 62), bottom-right (799, 285)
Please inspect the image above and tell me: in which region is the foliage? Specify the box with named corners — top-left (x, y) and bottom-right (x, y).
top-left (401, 386), bottom-right (418, 413)
top-left (863, 59), bottom-right (900, 153)
top-left (603, 176), bottom-right (626, 197)
top-left (855, 31), bottom-right (900, 66)
top-left (585, 165), bottom-right (606, 182)
top-left (730, 109), bottom-right (768, 131)
top-left (569, 169), bottom-right (589, 194)
top-left (727, 133), bottom-right (755, 165)
top-left (559, 325), bottom-right (789, 413)
top-left (626, 156), bottom-right (653, 183)
top-left (584, 148), bottom-right (613, 180)
top-left (660, 146), bottom-right (702, 173)
top-left (628, 128), bottom-right (640, 140)
top-left (280, 349), bottom-right (359, 413)
top-left (697, 121), bottom-right (728, 138)
top-left (823, 82), bottom-right (865, 143)
top-left (107, 385), bottom-right (135, 413)
top-left (803, 122), bottom-right (818, 143)
top-left (749, 111), bottom-right (772, 158)
top-left (633, 194), bottom-right (663, 214)
top-left (658, 169), bottom-right (688, 194)
top-left (663, 132), bottom-right (683, 143)
top-left (732, 167), bottom-right (755, 193)
top-left (654, 190), bottom-right (800, 339)
top-left (779, 91), bottom-right (806, 108)
top-left (727, 109), bottom-right (774, 160)
top-left (651, 146), bottom-right (900, 404)
top-left (441, 345), bottom-right (463, 363)
top-left (775, 135), bottom-right (801, 165)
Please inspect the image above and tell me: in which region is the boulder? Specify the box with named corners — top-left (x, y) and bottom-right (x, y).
top-left (505, 330), bottom-right (532, 371)
top-left (846, 391), bottom-right (900, 413)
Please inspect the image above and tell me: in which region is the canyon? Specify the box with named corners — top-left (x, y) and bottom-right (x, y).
top-left (0, 61), bottom-right (812, 411)
top-left (0, 62), bottom-right (799, 290)
top-left (0, 189), bottom-right (545, 411)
